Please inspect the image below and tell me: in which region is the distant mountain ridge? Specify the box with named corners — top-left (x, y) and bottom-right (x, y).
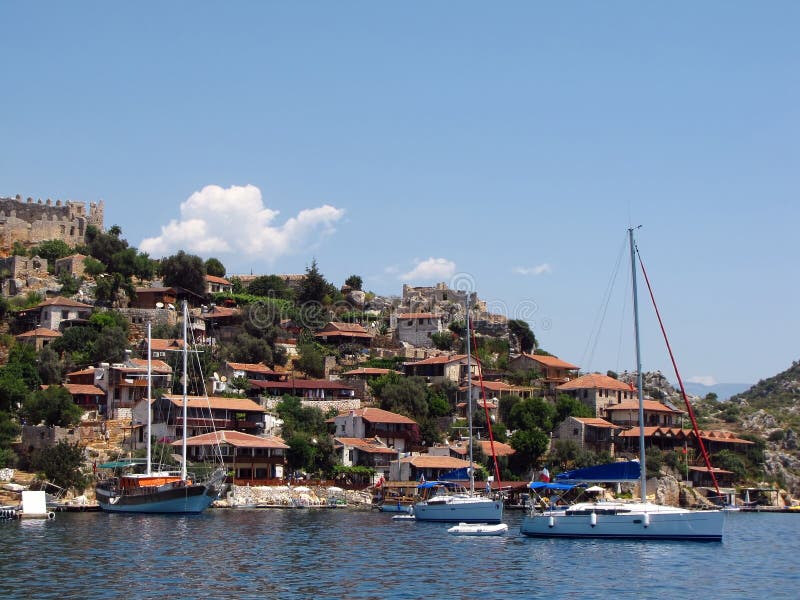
top-left (680, 381), bottom-right (752, 401)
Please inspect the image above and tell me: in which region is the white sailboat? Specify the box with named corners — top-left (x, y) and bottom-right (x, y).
top-left (520, 228), bottom-right (725, 541)
top-left (413, 295), bottom-right (504, 524)
top-left (96, 302), bottom-right (226, 514)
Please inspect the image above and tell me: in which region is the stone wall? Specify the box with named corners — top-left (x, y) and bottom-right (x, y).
top-left (0, 196), bottom-right (104, 252)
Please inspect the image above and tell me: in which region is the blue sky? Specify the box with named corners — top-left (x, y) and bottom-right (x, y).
top-left (2, 2), bottom-right (798, 385)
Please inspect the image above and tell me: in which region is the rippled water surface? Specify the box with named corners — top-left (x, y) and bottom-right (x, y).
top-left (1, 509), bottom-right (797, 599)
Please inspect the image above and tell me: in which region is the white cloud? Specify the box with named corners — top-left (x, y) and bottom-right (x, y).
top-left (139, 184), bottom-right (344, 260)
top-left (400, 257), bottom-right (457, 281)
top-left (687, 375), bottom-right (717, 386)
top-left (513, 264), bottom-right (552, 276)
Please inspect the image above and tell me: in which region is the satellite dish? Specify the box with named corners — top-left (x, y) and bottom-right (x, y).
top-left (167, 303), bottom-right (175, 310)
top-left (220, 375), bottom-right (227, 382)
top-left (155, 302), bottom-right (164, 309)
top-left (212, 372), bottom-right (220, 381)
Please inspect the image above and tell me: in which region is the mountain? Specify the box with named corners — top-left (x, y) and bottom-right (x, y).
top-left (680, 381), bottom-right (752, 401)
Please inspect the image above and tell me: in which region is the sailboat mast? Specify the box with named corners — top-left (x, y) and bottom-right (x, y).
top-left (146, 322), bottom-right (152, 475)
top-left (181, 300), bottom-right (188, 481)
top-left (465, 294), bottom-right (474, 494)
top-left (629, 227), bottom-right (647, 504)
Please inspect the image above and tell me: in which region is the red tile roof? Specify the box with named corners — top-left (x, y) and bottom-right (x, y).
top-left (178, 430), bottom-right (288, 448)
top-left (334, 437), bottom-right (398, 454)
top-left (227, 362), bottom-right (275, 374)
top-left (163, 395), bottom-right (265, 412)
top-left (126, 359), bottom-right (173, 373)
top-left (35, 296), bottom-right (93, 309)
top-left (149, 338), bottom-right (185, 351)
top-left (605, 400), bottom-right (684, 414)
top-left (341, 367), bottom-right (401, 376)
top-left (42, 383), bottom-right (105, 396)
top-left (401, 455), bottom-right (472, 469)
top-left (315, 322), bottom-right (373, 338)
top-left (407, 354), bottom-right (474, 366)
top-left (557, 373), bottom-right (634, 392)
top-left (249, 379), bottom-right (355, 391)
top-left (519, 353), bottom-right (579, 370)
top-left (617, 427), bottom-right (752, 444)
top-left (477, 440), bottom-right (515, 457)
top-left (332, 407), bottom-right (417, 425)
top-left (205, 275), bottom-right (231, 285)
top-left (16, 327), bottom-right (62, 338)
top-left (572, 417), bottom-right (620, 429)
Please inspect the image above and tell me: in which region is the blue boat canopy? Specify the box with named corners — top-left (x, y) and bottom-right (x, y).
top-left (554, 460), bottom-right (640, 483)
top-left (439, 467), bottom-right (470, 481)
top-left (417, 480), bottom-right (464, 489)
top-left (528, 481), bottom-right (578, 491)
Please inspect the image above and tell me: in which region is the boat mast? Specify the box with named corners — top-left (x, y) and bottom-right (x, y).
top-left (146, 322), bottom-right (152, 475)
top-left (466, 294), bottom-right (474, 495)
top-left (181, 300), bottom-right (188, 481)
top-left (629, 227), bottom-right (647, 505)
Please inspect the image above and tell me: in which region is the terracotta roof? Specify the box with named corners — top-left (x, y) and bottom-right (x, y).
top-left (456, 399), bottom-right (498, 409)
top-left (126, 359), bottom-right (173, 373)
top-left (135, 287), bottom-right (176, 294)
top-left (67, 367), bottom-right (95, 377)
top-left (406, 354), bottom-right (473, 366)
top-left (557, 373), bottom-right (634, 392)
top-left (205, 275), bottom-right (231, 285)
top-left (177, 430), bottom-right (288, 449)
top-left (60, 383), bottom-right (106, 396)
top-left (572, 417), bottom-right (620, 429)
top-left (699, 430), bottom-right (754, 444)
top-left (334, 437), bottom-right (398, 454)
top-left (16, 327), bottom-right (62, 339)
top-left (605, 400), bottom-right (684, 414)
top-left (397, 313), bottom-right (441, 320)
top-left (617, 426), bottom-right (749, 441)
top-left (315, 322), bottom-right (373, 338)
top-left (197, 306), bottom-right (239, 319)
top-left (402, 455), bottom-right (472, 469)
top-left (518, 353), bottom-right (579, 370)
top-left (163, 395), bottom-right (265, 412)
top-left (341, 368), bottom-right (401, 376)
top-left (35, 296), bottom-right (93, 309)
top-left (477, 440), bottom-right (515, 457)
top-left (149, 338), bottom-right (185, 351)
top-left (332, 407), bottom-right (417, 425)
top-left (462, 380), bottom-right (530, 393)
top-left (227, 361), bottom-right (275, 374)
top-left (55, 253), bottom-right (87, 261)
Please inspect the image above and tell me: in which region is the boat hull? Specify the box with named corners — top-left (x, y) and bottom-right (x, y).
top-left (96, 483), bottom-right (218, 514)
top-left (520, 505), bottom-right (724, 541)
top-left (414, 497), bottom-right (504, 523)
top-left (378, 502), bottom-right (414, 514)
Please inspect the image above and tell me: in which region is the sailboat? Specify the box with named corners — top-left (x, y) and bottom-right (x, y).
top-left (96, 302), bottom-right (226, 514)
top-left (412, 296), bottom-right (504, 524)
top-left (520, 228), bottom-right (725, 541)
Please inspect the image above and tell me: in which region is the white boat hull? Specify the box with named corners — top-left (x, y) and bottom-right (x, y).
top-left (448, 522), bottom-right (508, 536)
top-left (520, 502), bottom-right (724, 541)
top-left (414, 496), bottom-right (503, 523)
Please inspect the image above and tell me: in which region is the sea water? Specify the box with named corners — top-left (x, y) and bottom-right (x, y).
top-left (0, 509), bottom-right (797, 599)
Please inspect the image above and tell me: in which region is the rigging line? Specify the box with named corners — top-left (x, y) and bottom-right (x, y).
top-left (634, 244), bottom-right (722, 497)
top-left (615, 262), bottom-right (631, 377)
top-left (469, 321), bottom-right (502, 488)
top-left (580, 233), bottom-right (628, 371)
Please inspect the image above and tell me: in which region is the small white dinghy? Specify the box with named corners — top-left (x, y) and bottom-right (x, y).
top-left (392, 514), bottom-right (416, 521)
top-left (447, 522), bottom-right (508, 536)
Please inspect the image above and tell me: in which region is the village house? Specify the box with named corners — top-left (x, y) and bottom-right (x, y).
top-left (314, 321), bottom-right (373, 347)
top-left (556, 373), bottom-right (637, 416)
top-left (329, 407), bottom-right (419, 453)
top-left (403, 354), bottom-right (479, 385)
top-left (42, 382), bottom-right (106, 413)
top-left (604, 399), bottom-right (684, 428)
top-left (196, 305), bottom-right (240, 344)
top-left (393, 312), bottom-right (444, 348)
top-left (177, 430), bottom-right (289, 484)
top-left (551, 416), bottom-right (622, 456)
top-left (205, 274), bottom-right (233, 295)
top-left (334, 437), bottom-right (398, 481)
top-left (33, 295), bottom-right (93, 331)
top-left (130, 287), bottom-right (177, 310)
top-left (392, 454), bottom-right (474, 483)
top-left (250, 378), bottom-right (358, 403)
top-left (153, 395), bottom-right (267, 439)
top-left (15, 327), bottom-right (61, 351)
top-left (508, 353), bottom-right (579, 389)
top-left (54, 253), bottom-right (87, 278)
top-left (458, 379), bottom-right (536, 405)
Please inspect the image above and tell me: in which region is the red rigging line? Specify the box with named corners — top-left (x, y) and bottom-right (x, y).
top-left (469, 320), bottom-right (503, 488)
top-left (634, 245), bottom-right (722, 497)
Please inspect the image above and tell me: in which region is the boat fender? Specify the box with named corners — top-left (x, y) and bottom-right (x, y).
top-left (590, 512), bottom-right (597, 527)
top-left (548, 515), bottom-right (555, 528)
top-left (643, 512), bottom-right (650, 528)
top-left (48, 511), bottom-right (55, 519)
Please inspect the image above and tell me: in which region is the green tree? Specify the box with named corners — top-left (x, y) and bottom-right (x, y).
top-left (498, 394), bottom-right (522, 425)
top-left (507, 397), bottom-right (555, 433)
top-left (29, 440), bottom-right (89, 492)
top-left (378, 376), bottom-right (429, 418)
top-left (224, 332), bottom-right (274, 366)
top-left (37, 346), bottom-right (63, 385)
top-left (430, 331), bottom-right (454, 351)
top-left (57, 271), bottom-right (82, 296)
top-left (161, 251), bottom-right (206, 296)
top-left (205, 257), bottom-right (226, 278)
top-left (298, 259), bottom-right (339, 307)
top-left (509, 428), bottom-right (550, 473)
top-left (553, 394), bottom-right (594, 427)
top-left (296, 342), bottom-right (325, 378)
top-left (51, 326), bottom-right (98, 366)
top-left (344, 275), bottom-right (363, 291)
top-left (83, 256), bottom-right (106, 277)
top-left (31, 239), bottom-right (72, 266)
top-left (21, 386), bottom-right (82, 427)
top-left (508, 319), bottom-right (537, 354)
top-left (90, 327), bottom-right (128, 364)
top-left (0, 411), bottom-right (21, 467)
top-left (247, 275), bottom-right (294, 300)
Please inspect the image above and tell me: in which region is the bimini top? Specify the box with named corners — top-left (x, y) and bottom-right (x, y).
top-left (555, 460), bottom-right (641, 484)
top-left (417, 481), bottom-right (465, 490)
top-left (528, 481), bottom-right (579, 491)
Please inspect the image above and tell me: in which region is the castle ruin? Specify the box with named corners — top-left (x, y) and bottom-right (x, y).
top-left (0, 194), bottom-right (104, 253)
